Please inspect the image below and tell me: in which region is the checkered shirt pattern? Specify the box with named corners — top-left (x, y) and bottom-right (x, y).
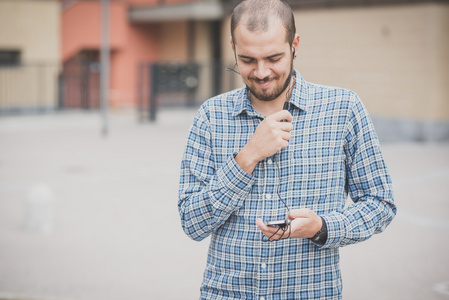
top-left (178, 70), bottom-right (397, 299)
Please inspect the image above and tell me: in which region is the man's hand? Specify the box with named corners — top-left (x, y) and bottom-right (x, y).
top-left (256, 208), bottom-right (322, 241)
top-left (235, 110), bottom-right (293, 174)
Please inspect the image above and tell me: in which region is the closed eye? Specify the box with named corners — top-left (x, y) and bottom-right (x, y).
top-left (238, 53), bottom-right (284, 64)
top-left (268, 57), bottom-right (281, 63)
top-left (267, 54), bottom-right (284, 63)
top-left (239, 56), bottom-right (255, 64)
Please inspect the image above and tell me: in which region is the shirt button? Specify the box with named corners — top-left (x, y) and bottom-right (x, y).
top-left (265, 194), bottom-right (271, 200)
top-left (267, 159), bottom-right (273, 165)
top-left (260, 297), bottom-right (265, 300)
top-left (261, 263), bottom-right (267, 269)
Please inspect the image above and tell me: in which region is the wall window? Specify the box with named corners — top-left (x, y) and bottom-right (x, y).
top-left (0, 50), bottom-right (21, 66)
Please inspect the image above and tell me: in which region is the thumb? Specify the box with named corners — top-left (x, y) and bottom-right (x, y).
top-left (288, 208), bottom-right (312, 219)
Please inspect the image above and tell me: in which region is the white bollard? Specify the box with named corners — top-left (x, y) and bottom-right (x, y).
top-left (24, 184), bottom-right (54, 234)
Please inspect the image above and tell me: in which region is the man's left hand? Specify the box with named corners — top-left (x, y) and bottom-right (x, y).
top-left (256, 208), bottom-right (322, 241)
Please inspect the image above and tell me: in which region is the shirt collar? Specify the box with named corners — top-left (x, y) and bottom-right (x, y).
top-left (288, 69), bottom-right (309, 113)
top-left (232, 69), bottom-right (309, 117)
top-left (232, 87), bottom-right (254, 117)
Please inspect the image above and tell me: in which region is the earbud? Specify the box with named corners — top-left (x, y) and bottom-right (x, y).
top-left (292, 48), bottom-right (296, 59)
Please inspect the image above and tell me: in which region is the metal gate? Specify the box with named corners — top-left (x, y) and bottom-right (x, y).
top-left (59, 61), bottom-right (100, 110)
top-left (137, 61), bottom-right (239, 121)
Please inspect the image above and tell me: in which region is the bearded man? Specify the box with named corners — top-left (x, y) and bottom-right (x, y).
top-left (178, 0), bottom-right (396, 299)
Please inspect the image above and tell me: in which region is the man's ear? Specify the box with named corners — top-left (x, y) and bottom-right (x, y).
top-left (230, 36), bottom-right (235, 53)
top-left (292, 33), bottom-right (300, 54)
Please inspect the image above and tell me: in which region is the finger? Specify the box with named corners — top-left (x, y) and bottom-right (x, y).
top-left (256, 218), bottom-right (277, 233)
top-left (270, 110), bottom-right (292, 122)
top-left (256, 219), bottom-right (284, 238)
top-left (271, 225), bottom-right (291, 240)
top-left (280, 122), bottom-right (293, 132)
top-left (255, 218), bottom-right (266, 230)
top-left (281, 132), bottom-right (292, 141)
top-left (279, 140), bottom-right (289, 150)
top-left (282, 225), bottom-right (292, 239)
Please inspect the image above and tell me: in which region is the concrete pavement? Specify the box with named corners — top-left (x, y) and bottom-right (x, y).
top-left (0, 108), bottom-right (448, 300)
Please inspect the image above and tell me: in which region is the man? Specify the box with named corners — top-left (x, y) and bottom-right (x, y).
top-left (178, 0), bottom-right (397, 299)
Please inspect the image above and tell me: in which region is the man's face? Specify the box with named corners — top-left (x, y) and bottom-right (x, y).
top-left (232, 18), bottom-right (298, 103)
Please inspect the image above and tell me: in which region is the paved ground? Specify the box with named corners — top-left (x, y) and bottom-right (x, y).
top-left (0, 108), bottom-right (448, 300)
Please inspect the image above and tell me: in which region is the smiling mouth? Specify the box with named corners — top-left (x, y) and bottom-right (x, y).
top-left (257, 81), bottom-right (271, 88)
top-left (253, 77), bottom-right (276, 87)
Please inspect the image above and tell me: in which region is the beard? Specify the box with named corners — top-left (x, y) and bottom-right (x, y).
top-left (247, 63), bottom-right (294, 102)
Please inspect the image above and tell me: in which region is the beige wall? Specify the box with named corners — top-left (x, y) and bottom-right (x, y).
top-left (157, 20), bottom-right (214, 63)
top-left (157, 21), bottom-right (189, 62)
top-left (193, 21), bottom-right (213, 100)
top-left (429, 4), bottom-right (449, 120)
top-left (193, 21), bottom-right (213, 63)
top-left (0, 0), bottom-right (60, 110)
top-left (295, 3), bottom-right (449, 121)
top-left (221, 3), bottom-right (449, 122)
top-left (0, 0), bottom-right (59, 63)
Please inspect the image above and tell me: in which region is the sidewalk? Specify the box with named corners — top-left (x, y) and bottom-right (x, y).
top-left (0, 109), bottom-right (448, 300)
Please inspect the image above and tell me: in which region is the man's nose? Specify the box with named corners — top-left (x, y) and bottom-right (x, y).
top-left (254, 62), bottom-right (271, 79)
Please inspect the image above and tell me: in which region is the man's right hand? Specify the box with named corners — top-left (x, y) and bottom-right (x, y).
top-left (235, 110), bottom-right (293, 174)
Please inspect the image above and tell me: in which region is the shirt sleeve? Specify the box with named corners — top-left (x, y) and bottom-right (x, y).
top-left (319, 93), bottom-right (397, 249)
top-left (178, 106), bottom-right (254, 241)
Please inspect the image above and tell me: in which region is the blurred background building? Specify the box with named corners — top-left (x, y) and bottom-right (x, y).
top-left (0, 0), bottom-right (60, 113)
top-left (0, 2), bottom-right (448, 299)
top-left (0, 0), bottom-right (448, 141)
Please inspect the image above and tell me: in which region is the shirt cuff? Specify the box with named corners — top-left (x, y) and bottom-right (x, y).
top-left (316, 213), bottom-right (346, 249)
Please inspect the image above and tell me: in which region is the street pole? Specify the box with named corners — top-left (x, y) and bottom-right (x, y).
top-left (100, 0), bottom-right (110, 136)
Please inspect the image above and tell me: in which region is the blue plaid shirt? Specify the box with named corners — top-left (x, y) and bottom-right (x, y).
top-left (178, 70), bottom-right (396, 299)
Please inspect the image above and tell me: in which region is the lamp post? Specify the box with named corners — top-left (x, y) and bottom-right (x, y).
top-left (100, 0), bottom-right (110, 136)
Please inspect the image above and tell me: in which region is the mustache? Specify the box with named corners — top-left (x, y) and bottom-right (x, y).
top-left (250, 76), bottom-right (279, 83)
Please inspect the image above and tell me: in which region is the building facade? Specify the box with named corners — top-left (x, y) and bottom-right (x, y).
top-left (61, 0), bottom-right (448, 141)
top-left (61, 0), bottom-right (224, 109)
top-left (0, 0), bottom-right (60, 113)
top-left (1, 0), bottom-right (447, 141)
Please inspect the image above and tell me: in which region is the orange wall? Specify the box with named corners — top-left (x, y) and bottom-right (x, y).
top-left (110, 23), bottom-right (158, 106)
top-left (62, 1), bottom-right (125, 61)
top-left (126, 0), bottom-right (199, 5)
top-left (62, 0), bottom-right (159, 106)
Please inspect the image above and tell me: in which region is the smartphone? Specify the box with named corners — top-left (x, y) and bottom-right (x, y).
top-left (266, 219), bottom-right (290, 228)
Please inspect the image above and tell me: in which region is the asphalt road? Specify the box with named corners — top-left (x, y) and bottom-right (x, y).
top-left (0, 108), bottom-right (448, 300)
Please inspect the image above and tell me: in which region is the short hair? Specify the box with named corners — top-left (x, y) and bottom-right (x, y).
top-left (231, 0), bottom-right (296, 46)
